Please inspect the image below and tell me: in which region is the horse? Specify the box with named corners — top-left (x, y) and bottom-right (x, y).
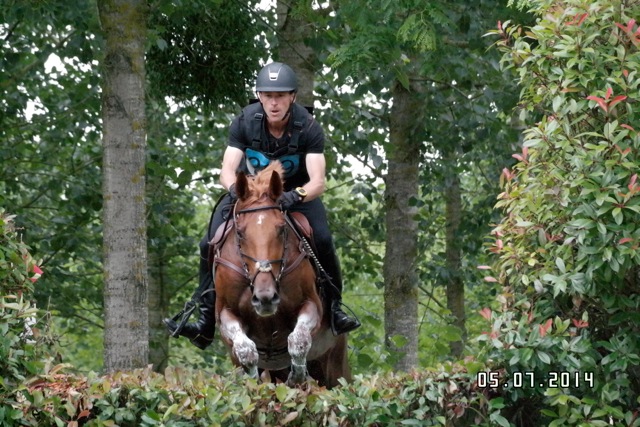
top-left (211, 161), bottom-right (351, 388)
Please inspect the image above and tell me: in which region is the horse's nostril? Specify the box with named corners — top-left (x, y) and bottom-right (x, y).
top-left (251, 291), bottom-right (280, 307)
top-left (251, 294), bottom-right (260, 306)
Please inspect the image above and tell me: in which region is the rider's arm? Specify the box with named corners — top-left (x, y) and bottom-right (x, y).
top-left (301, 153), bottom-right (326, 202)
top-left (219, 146), bottom-right (244, 191)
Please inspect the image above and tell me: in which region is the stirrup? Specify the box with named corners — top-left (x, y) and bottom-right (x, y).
top-left (330, 301), bottom-right (361, 336)
top-left (167, 300), bottom-right (197, 337)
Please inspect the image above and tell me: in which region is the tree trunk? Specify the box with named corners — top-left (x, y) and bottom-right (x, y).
top-left (99, 0), bottom-right (149, 373)
top-left (444, 168), bottom-right (466, 357)
top-left (383, 80), bottom-right (421, 371)
top-left (148, 250), bottom-right (168, 372)
top-left (276, 0), bottom-right (316, 106)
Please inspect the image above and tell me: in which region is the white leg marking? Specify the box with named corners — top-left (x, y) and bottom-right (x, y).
top-left (287, 311), bottom-right (316, 385)
top-left (221, 318), bottom-right (259, 378)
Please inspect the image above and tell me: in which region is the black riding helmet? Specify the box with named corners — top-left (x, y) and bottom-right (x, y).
top-left (255, 62), bottom-right (298, 93)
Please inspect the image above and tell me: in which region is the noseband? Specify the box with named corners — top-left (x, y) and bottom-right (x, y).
top-left (233, 204), bottom-right (288, 292)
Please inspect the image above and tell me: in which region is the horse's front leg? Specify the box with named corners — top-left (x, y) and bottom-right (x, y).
top-left (219, 309), bottom-right (259, 379)
top-left (287, 300), bottom-right (320, 386)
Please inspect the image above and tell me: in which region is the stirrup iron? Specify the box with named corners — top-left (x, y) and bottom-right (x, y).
top-left (168, 300), bottom-right (197, 337)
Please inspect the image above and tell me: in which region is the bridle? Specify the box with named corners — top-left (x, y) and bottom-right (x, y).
top-left (233, 203), bottom-right (288, 292)
top-left (213, 200), bottom-right (312, 293)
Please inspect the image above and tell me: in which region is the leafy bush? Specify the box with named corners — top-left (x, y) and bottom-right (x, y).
top-left (12, 364), bottom-right (509, 426)
top-left (0, 211), bottom-right (55, 425)
top-left (480, 0), bottom-right (640, 425)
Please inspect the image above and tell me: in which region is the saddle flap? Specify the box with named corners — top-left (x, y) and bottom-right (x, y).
top-left (290, 212), bottom-right (312, 239)
top-left (210, 219), bottom-right (234, 251)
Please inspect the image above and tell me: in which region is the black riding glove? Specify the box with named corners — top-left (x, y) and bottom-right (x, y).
top-left (279, 190), bottom-right (302, 210)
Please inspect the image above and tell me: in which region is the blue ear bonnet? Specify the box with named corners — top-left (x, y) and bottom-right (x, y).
top-left (245, 148), bottom-right (300, 178)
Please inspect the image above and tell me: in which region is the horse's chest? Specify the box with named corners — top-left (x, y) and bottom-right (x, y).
top-left (247, 324), bottom-right (293, 369)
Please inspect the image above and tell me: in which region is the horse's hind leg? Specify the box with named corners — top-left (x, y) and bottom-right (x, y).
top-left (324, 334), bottom-right (351, 388)
top-left (306, 360), bottom-right (327, 387)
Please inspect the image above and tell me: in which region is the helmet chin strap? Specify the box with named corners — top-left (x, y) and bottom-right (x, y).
top-left (281, 110), bottom-right (291, 122)
top-left (282, 94), bottom-right (295, 121)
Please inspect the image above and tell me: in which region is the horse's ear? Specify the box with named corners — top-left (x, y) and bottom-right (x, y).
top-left (268, 170), bottom-right (283, 201)
top-left (236, 172), bottom-right (249, 201)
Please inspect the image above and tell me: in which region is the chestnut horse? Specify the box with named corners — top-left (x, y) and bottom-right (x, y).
top-left (212, 162), bottom-right (350, 388)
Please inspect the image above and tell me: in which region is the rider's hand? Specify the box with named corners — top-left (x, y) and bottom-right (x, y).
top-left (279, 190), bottom-right (302, 210)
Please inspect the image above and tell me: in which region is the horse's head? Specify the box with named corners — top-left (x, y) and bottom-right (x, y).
top-left (234, 162), bottom-right (287, 317)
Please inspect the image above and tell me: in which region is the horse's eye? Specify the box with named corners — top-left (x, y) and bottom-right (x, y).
top-left (277, 225), bottom-right (286, 236)
top-left (236, 228), bottom-right (246, 240)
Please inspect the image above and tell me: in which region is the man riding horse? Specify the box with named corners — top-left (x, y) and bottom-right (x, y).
top-left (165, 62), bottom-right (361, 349)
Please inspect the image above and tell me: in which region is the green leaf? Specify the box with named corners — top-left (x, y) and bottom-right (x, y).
top-left (440, 325), bottom-right (462, 342)
top-left (142, 411), bottom-right (161, 423)
top-left (612, 207), bottom-right (623, 225)
top-left (401, 420), bottom-right (427, 425)
top-left (390, 334), bottom-right (409, 348)
top-left (490, 412), bottom-right (511, 427)
top-left (567, 218), bottom-right (595, 229)
top-left (275, 384), bottom-right (289, 402)
top-left (515, 221), bottom-right (535, 227)
top-left (489, 398), bottom-right (506, 409)
top-left (537, 351), bottom-right (551, 364)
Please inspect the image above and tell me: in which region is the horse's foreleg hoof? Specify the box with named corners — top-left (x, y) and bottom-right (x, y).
top-left (246, 365), bottom-right (259, 379)
top-left (286, 363), bottom-right (309, 386)
top-left (233, 336), bottom-right (259, 375)
top-left (287, 324), bottom-right (312, 386)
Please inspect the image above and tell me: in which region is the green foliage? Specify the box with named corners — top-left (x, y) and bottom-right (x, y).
top-left (396, 6), bottom-right (442, 53)
top-left (1, 0), bottom-right (105, 333)
top-left (8, 364), bottom-right (511, 426)
top-left (322, 0), bottom-right (525, 369)
top-left (146, 0), bottom-right (268, 107)
top-left (1, 0), bottom-right (267, 371)
top-left (481, 0), bottom-right (640, 424)
top-left (326, 0), bottom-right (454, 89)
top-left (0, 211), bottom-right (57, 425)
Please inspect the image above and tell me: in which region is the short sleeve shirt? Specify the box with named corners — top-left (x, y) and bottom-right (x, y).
top-left (228, 103), bottom-right (324, 190)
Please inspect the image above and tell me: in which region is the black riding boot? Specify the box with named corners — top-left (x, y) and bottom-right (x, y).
top-left (164, 288), bottom-right (215, 350)
top-left (164, 249), bottom-right (216, 350)
top-left (316, 243), bottom-right (361, 335)
top-left (321, 251), bottom-right (360, 335)
top-left (328, 286), bottom-right (361, 335)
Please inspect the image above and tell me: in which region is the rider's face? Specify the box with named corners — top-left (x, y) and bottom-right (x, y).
top-left (258, 91), bottom-right (296, 122)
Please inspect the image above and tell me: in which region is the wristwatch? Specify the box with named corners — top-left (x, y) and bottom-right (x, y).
top-left (294, 187), bottom-right (308, 201)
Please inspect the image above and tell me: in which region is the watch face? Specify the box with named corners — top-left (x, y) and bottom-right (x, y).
top-left (296, 187), bottom-right (307, 197)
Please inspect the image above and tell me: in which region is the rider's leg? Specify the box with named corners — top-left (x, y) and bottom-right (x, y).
top-left (163, 195), bottom-right (233, 349)
top-left (293, 199), bottom-right (361, 335)
top-left (163, 237), bottom-right (216, 349)
top-left (316, 240), bottom-right (361, 335)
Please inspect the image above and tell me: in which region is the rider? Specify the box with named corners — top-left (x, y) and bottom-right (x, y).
top-left (164, 62), bottom-right (361, 349)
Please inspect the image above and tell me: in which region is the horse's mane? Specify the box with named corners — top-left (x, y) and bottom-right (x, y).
top-left (240, 161), bottom-right (285, 206)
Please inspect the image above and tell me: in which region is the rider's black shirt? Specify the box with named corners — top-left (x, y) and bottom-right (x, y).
top-left (227, 103), bottom-right (325, 190)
